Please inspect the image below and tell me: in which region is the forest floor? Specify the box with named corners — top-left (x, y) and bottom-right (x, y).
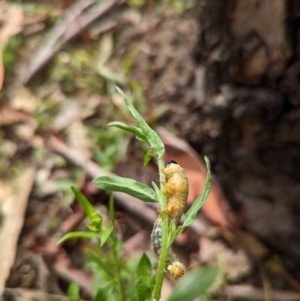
top-left (1, 1), bottom-right (300, 301)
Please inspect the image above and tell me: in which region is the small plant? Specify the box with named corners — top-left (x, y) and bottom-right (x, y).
top-left (58, 87), bottom-right (216, 301)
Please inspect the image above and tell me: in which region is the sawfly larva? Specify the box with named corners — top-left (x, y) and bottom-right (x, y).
top-left (167, 260), bottom-right (185, 279)
top-left (151, 217), bottom-right (185, 279)
top-left (162, 160), bottom-right (189, 224)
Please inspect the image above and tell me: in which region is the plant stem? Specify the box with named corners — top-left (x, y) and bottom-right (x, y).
top-left (110, 238), bottom-right (126, 301)
top-left (152, 157), bottom-right (168, 300)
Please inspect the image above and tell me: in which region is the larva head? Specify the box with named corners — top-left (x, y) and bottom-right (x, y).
top-left (167, 160), bottom-right (178, 165)
top-left (167, 261), bottom-right (185, 279)
top-left (163, 160), bottom-right (184, 178)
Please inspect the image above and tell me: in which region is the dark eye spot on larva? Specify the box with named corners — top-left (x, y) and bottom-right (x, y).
top-left (166, 160), bottom-right (178, 165)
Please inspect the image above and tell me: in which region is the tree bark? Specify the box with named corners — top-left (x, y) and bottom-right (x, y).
top-left (193, 0), bottom-right (300, 268)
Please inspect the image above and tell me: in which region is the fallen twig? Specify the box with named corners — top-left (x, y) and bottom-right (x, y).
top-left (23, 0), bottom-right (125, 83)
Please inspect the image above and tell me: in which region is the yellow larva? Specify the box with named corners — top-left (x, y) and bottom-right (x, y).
top-left (151, 217), bottom-right (185, 279)
top-left (167, 260), bottom-right (185, 279)
top-left (150, 160), bottom-right (188, 280)
top-left (162, 160), bottom-right (189, 224)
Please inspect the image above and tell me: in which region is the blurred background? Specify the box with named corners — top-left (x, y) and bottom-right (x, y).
top-left (1, 0), bottom-right (300, 300)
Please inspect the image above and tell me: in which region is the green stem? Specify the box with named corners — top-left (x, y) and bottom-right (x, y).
top-left (152, 157), bottom-right (168, 300)
top-left (110, 237), bottom-right (126, 301)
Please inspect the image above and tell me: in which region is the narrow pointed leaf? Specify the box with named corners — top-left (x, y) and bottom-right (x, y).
top-left (93, 176), bottom-right (157, 203)
top-left (143, 150), bottom-right (154, 166)
top-left (151, 181), bottom-right (161, 204)
top-left (179, 156), bottom-right (211, 231)
top-left (100, 222), bottom-right (114, 247)
top-left (107, 121), bottom-right (146, 141)
top-left (57, 231), bottom-right (101, 245)
top-left (71, 186), bottom-right (95, 218)
top-left (115, 86), bottom-right (165, 159)
top-left (135, 253), bottom-right (152, 301)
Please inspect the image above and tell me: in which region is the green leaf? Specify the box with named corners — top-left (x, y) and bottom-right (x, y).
top-left (100, 222), bottom-right (114, 247)
top-left (178, 156), bottom-right (211, 233)
top-left (67, 282), bottom-right (80, 301)
top-left (57, 231), bottom-right (101, 245)
top-left (71, 186), bottom-right (95, 219)
top-left (93, 282), bottom-right (113, 301)
top-left (107, 121), bottom-right (146, 142)
top-left (143, 150), bottom-right (154, 166)
top-left (151, 181), bottom-right (162, 206)
top-left (115, 86), bottom-right (165, 159)
top-left (167, 267), bottom-right (217, 301)
top-left (168, 220), bottom-right (177, 247)
top-left (93, 176), bottom-right (157, 203)
top-left (135, 253), bottom-right (152, 301)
